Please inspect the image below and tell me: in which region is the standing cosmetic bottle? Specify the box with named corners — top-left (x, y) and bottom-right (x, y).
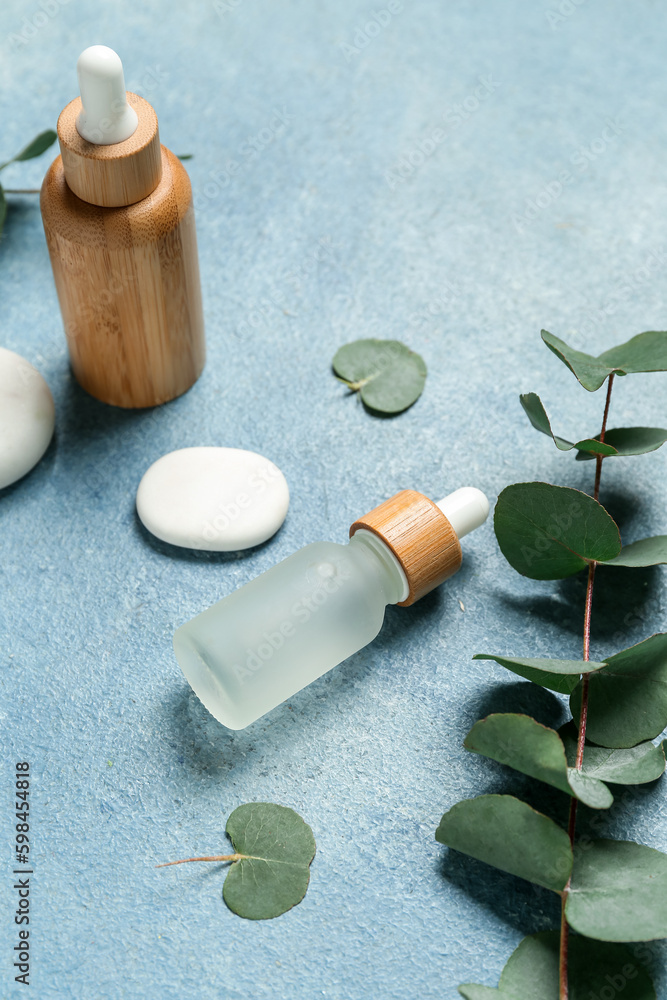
top-left (174, 487), bottom-right (489, 729)
top-left (40, 45), bottom-right (205, 408)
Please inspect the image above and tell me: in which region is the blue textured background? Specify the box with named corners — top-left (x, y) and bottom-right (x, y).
top-left (2, 1), bottom-right (667, 996)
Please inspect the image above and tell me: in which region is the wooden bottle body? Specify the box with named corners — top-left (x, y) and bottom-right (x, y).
top-left (40, 145), bottom-right (205, 409)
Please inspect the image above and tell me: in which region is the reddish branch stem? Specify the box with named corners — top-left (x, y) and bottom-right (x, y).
top-left (558, 373), bottom-right (614, 1000)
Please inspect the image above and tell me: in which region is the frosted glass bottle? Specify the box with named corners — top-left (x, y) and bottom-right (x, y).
top-left (174, 487), bottom-right (488, 729)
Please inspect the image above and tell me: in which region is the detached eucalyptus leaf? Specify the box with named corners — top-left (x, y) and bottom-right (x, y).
top-left (559, 722), bottom-right (665, 784)
top-left (0, 129), bottom-right (57, 170)
top-left (223, 803), bottom-right (316, 919)
top-left (459, 931), bottom-right (656, 999)
top-left (464, 713), bottom-right (612, 808)
top-left (570, 634), bottom-right (667, 748)
top-left (473, 653), bottom-right (606, 694)
top-left (332, 338), bottom-right (427, 414)
top-left (603, 535), bottom-right (667, 568)
top-left (566, 839), bottom-right (667, 941)
top-left (520, 393), bottom-right (617, 455)
top-left (542, 329), bottom-right (667, 391)
top-left (576, 426), bottom-right (667, 461)
top-left (494, 482), bottom-right (621, 580)
top-left (436, 794), bottom-right (572, 892)
top-left (157, 802), bottom-right (315, 920)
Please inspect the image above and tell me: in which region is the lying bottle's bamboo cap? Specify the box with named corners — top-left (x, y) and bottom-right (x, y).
top-left (349, 487), bottom-right (488, 606)
top-left (57, 47), bottom-right (162, 207)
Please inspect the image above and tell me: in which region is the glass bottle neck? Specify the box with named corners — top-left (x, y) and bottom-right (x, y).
top-left (349, 529), bottom-right (409, 605)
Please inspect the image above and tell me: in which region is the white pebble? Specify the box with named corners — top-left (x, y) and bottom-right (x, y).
top-left (136, 446), bottom-right (289, 551)
top-left (0, 347), bottom-right (55, 490)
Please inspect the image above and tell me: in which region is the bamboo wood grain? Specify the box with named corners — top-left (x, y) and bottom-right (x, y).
top-left (40, 146), bottom-right (205, 409)
top-left (57, 93), bottom-right (162, 208)
top-left (350, 489), bottom-right (462, 606)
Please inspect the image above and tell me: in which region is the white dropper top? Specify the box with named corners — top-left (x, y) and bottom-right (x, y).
top-left (437, 487), bottom-right (489, 539)
top-left (75, 45), bottom-right (138, 145)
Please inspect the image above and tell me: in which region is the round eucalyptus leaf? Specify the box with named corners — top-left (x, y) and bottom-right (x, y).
top-left (474, 653), bottom-right (606, 694)
top-left (520, 393), bottom-right (617, 455)
top-left (559, 722), bottom-right (665, 784)
top-left (604, 535), bottom-right (667, 568)
top-left (436, 794), bottom-right (572, 892)
top-left (542, 329), bottom-right (667, 391)
top-left (576, 426), bottom-right (667, 460)
top-left (332, 338), bottom-right (427, 414)
top-left (494, 482), bottom-right (621, 580)
top-left (459, 931), bottom-right (656, 998)
top-left (567, 839), bottom-right (667, 941)
top-left (223, 803), bottom-right (316, 919)
top-left (464, 713), bottom-right (612, 808)
top-left (570, 633), bottom-right (667, 748)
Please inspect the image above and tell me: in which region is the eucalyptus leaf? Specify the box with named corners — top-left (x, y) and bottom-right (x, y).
top-left (566, 770), bottom-right (614, 809)
top-left (473, 653), bottom-right (606, 694)
top-left (494, 482), bottom-right (621, 580)
top-left (570, 633), bottom-right (667, 748)
top-left (601, 333), bottom-right (667, 378)
top-left (559, 722), bottom-right (665, 784)
top-left (603, 535), bottom-right (667, 568)
top-left (435, 794), bottom-right (572, 891)
top-left (332, 338), bottom-right (427, 414)
top-left (566, 839), bottom-right (667, 941)
top-left (0, 129), bottom-right (57, 170)
top-left (460, 931), bottom-right (656, 999)
top-left (520, 391), bottom-right (578, 451)
top-left (576, 427), bottom-right (667, 461)
top-left (542, 329), bottom-right (667, 391)
top-left (0, 185), bottom-right (6, 238)
top-left (222, 803), bottom-right (316, 919)
top-left (464, 713), bottom-right (612, 808)
top-left (520, 393), bottom-right (618, 455)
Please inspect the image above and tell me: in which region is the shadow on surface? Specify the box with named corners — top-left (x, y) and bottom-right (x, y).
top-left (0, 430), bottom-right (57, 500)
top-left (464, 680), bottom-right (568, 731)
top-left (0, 197), bottom-right (39, 262)
top-left (496, 564), bottom-right (660, 649)
top-left (435, 771), bottom-right (565, 934)
top-left (437, 848), bottom-right (561, 936)
top-left (56, 373), bottom-right (176, 442)
top-left (134, 510), bottom-right (279, 564)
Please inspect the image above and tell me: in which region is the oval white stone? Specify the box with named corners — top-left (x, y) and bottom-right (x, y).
top-left (136, 446), bottom-right (290, 551)
top-left (0, 347), bottom-right (55, 490)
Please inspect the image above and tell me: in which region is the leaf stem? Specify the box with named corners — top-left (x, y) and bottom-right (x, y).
top-left (155, 853), bottom-right (244, 868)
top-left (335, 374), bottom-right (375, 391)
top-left (2, 188), bottom-right (41, 194)
top-left (593, 374), bottom-right (614, 503)
top-left (559, 373), bottom-right (614, 1000)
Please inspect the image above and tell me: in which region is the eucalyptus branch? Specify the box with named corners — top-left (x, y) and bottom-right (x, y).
top-left (439, 330), bottom-right (667, 1000)
top-left (559, 373), bottom-right (615, 999)
top-left (155, 803), bottom-right (316, 919)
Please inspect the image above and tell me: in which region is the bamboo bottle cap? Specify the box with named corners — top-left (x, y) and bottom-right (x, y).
top-left (349, 487), bottom-right (488, 607)
top-left (57, 93), bottom-right (162, 207)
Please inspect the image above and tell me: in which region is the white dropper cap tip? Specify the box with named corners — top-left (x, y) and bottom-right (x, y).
top-left (75, 45), bottom-right (138, 145)
top-left (436, 487), bottom-right (489, 539)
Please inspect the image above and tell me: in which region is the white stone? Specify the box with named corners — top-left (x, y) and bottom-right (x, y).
top-left (136, 446), bottom-right (290, 551)
top-left (0, 347), bottom-right (55, 490)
